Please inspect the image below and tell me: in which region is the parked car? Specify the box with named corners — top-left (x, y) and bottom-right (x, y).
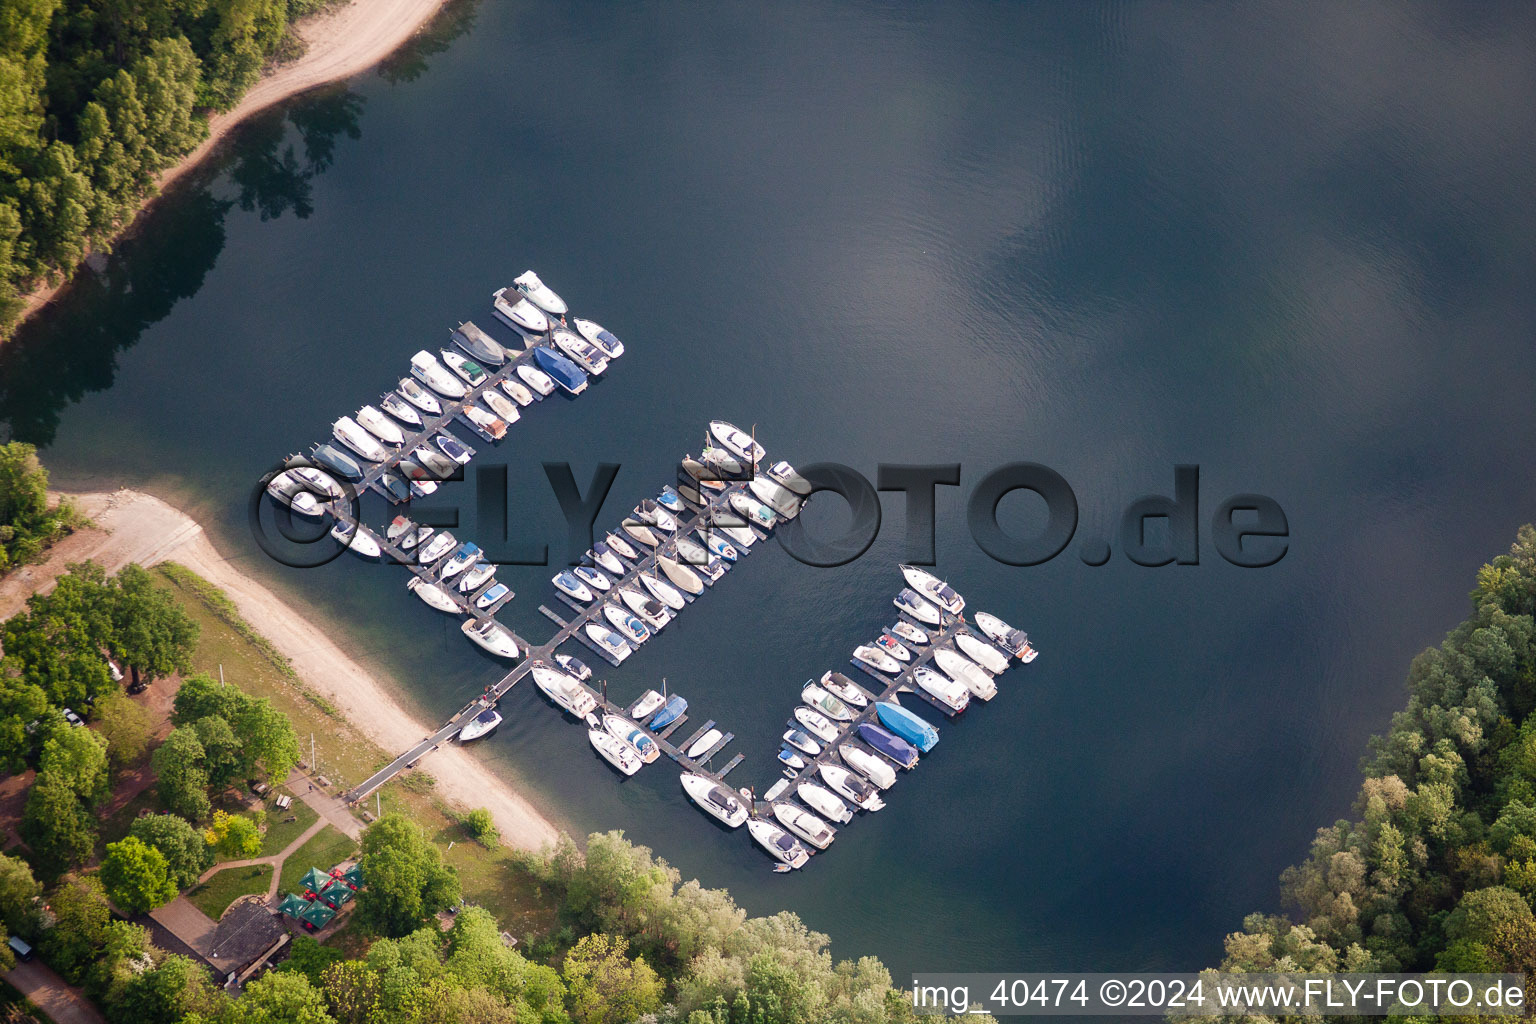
top-left (62, 707), bottom-right (84, 727)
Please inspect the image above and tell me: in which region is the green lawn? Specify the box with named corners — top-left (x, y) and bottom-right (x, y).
top-left (258, 793), bottom-right (318, 857)
top-left (186, 863), bottom-right (273, 920)
top-left (278, 825), bottom-right (357, 895)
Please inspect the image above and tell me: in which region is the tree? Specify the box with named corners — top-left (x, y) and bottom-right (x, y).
top-left (151, 725), bottom-right (210, 820)
top-left (110, 953), bottom-right (221, 1024)
top-left (0, 441), bottom-right (78, 568)
top-left (223, 971), bottom-right (335, 1024)
top-left (130, 813), bottom-right (212, 889)
top-left (355, 813), bottom-right (461, 937)
top-left (203, 810), bottom-right (260, 859)
top-left (20, 772), bottom-right (96, 869)
top-left (39, 875), bottom-right (111, 983)
top-left (108, 563), bottom-right (197, 684)
top-left (461, 808), bottom-right (498, 848)
top-left (100, 837), bottom-right (177, 914)
top-left (193, 714), bottom-right (242, 789)
top-left (561, 933), bottom-right (662, 1024)
top-left (0, 852), bottom-right (41, 937)
top-left (172, 674), bottom-right (299, 783)
top-left (0, 669), bottom-right (48, 771)
top-left (95, 689), bottom-right (155, 769)
top-left (38, 723), bottom-right (110, 804)
top-left (319, 960), bottom-right (381, 1024)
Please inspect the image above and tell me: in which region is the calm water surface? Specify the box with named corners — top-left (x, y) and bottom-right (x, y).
top-left (5, 1), bottom-right (1536, 979)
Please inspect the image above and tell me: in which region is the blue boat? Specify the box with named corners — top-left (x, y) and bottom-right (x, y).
top-left (875, 701), bottom-right (939, 753)
top-left (647, 694), bottom-right (687, 731)
top-left (532, 346), bottom-right (588, 395)
top-left (857, 721), bottom-right (920, 769)
top-left (657, 486), bottom-right (685, 512)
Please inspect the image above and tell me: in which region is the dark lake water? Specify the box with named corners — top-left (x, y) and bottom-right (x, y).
top-left (5, 0), bottom-right (1536, 982)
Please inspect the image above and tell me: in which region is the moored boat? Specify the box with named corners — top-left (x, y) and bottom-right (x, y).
top-left (589, 542), bottom-right (623, 574)
top-left (573, 318), bottom-right (624, 358)
top-left (899, 564), bottom-right (965, 615)
top-left (700, 530), bottom-right (738, 561)
top-left (639, 572), bottom-right (685, 610)
top-left (500, 377), bottom-right (534, 406)
top-left (619, 587), bottom-right (668, 630)
top-left (658, 555), bottom-right (704, 595)
top-left (439, 541), bottom-right (482, 580)
top-left (517, 363), bottom-right (556, 396)
top-left (629, 690), bottom-right (665, 721)
top-left (397, 377), bottom-right (443, 415)
top-left (680, 773), bottom-right (748, 828)
top-left (802, 682), bottom-right (853, 721)
top-left (603, 603), bottom-right (650, 645)
top-left (793, 706), bottom-right (838, 744)
top-left (748, 819), bottom-right (809, 869)
top-left (797, 782), bottom-right (853, 824)
top-left (493, 286), bottom-right (552, 333)
top-left (766, 460), bottom-right (812, 496)
top-left (956, 632), bottom-right (1011, 674)
top-left (458, 562), bottom-right (496, 593)
top-left (408, 576), bottom-right (458, 613)
top-left (975, 612), bottom-right (1038, 662)
top-left (605, 532), bottom-right (638, 560)
top-left (857, 721), bottom-right (919, 769)
top-left (329, 521), bottom-right (380, 558)
top-left (913, 666), bottom-right (970, 713)
top-left (839, 743), bottom-right (896, 789)
top-left (818, 763), bottom-right (884, 811)
top-left (634, 498), bottom-right (676, 532)
top-left (379, 392), bottom-right (423, 427)
top-left (875, 633), bottom-right (911, 662)
top-left (589, 730), bottom-right (642, 776)
top-left (552, 570), bottom-right (593, 603)
top-left (621, 519), bottom-right (658, 548)
top-left (819, 671), bottom-right (868, 708)
top-left (602, 715), bottom-right (659, 763)
top-left (894, 588), bottom-right (942, 625)
top-left (553, 329), bottom-right (609, 374)
top-left (584, 622), bottom-right (631, 662)
top-left (451, 321), bottom-right (507, 366)
top-left (935, 648), bottom-right (997, 700)
top-left (729, 492), bottom-right (776, 529)
top-left (474, 583), bottom-right (510, 610)
top-left (853, 645), bottom-right (901, 675)
top-left (891, 620), bottom-right (929, 646)
top-left (573, 565), bottom-right (611, 592)
top-left (462, 618), bottom-right (519, 659)
top-left (513, 270), bottom-right (568, 316)
top-left (458, 705), bottom-right (502, 742)
top-left (774, 803), bottom-right (835, 849)
top-left (782, 728), bottom-right (821, 756)
top-left (532, 345), bottom-right (588, 395)
top-left (441, 349), bottom-right (488, 387)
top-left (531, 663), bottom-right (597, 717)
top-left (750, 477), bottom-right (803, 519)
top-left (309, 443), bottom-right (363, 481)
top-left (411, 350), bottom-right (467, 398)
top-left (435, 433), bottom-right (473, 464)
top-left (479, 388), bottom-right (521, 425)
top-left (709, 420), bottom-right (765, 463)
top-left (555, 654), bottom-right (591, 681)
top-left (685, 728), bottom-right (723, 759)
top-left (387, 516), bottom-right (429, 550)
top-left (875, 701), bottom-right (939, 752)
top-left (647, 694), bottom-right (687, 731)
top-left (332, 416), bottom-right (388, 462)
top-left (267, 471), bottom-right (324, 517)
top-left (417, 531), bottom-right (456, 565)
top-left (778, 748), bottom-right (806, 771)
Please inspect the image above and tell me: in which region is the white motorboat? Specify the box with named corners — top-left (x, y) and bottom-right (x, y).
top-left (853, 645), bottom-right (901, 675)
top-left (686, 728), bottom-right (723, 760)
top-left (451, 321), bottom-right (507, 366)
top-left (709, 511), bottom-right (756, 548)
top-left (417, 531), bottom-right (456, 564)
top-left (783, 728), bottom-right (822, 756)
top-left (680, 773), bottom-right (748, 828)
top-left (672, 534), bottom-right (711, 567)
top-left (750, 477), bottom-right (803, 519)
top-left (913, 666), bottom-right (971, 713)
top-left (573, 565), bottom-right (611, 592)
top-left (935, 647), bottom-right (998, 700)
top-left (709, 420), bottom-right (765, 464)
top-left (573, 318), bottom-right (624, 358)
top-left (794, 706), bottom-right (839, 744)
top-left (266, 471), bottom-right (324, 517)
top-left (408, 577), bottom-right (458, 613)
top-left (619, 587), bottom-right (669, 631)
top-left (589, 730), bottom-right (642, 776)
top-left (748, 819), bottom-right (809, 869)
top-left (329, 521), bottom-right (380, 558)
top-left (500, 377), bottom-right (534, 406)
top-left (956, 632), bottom-right (1011, 674)
top-left (553, 329), bottom-right (609, 374)
top-left (517, 363), bottom-right (556, 396)
top-left (639, 572), bottom-right (685, 611)
top-left (797, 782), bottom-right (853, 824)
top-left (387, 516), bottom-right (429, 550)
top-left (585, 622), bottom-right (632, 663)
top-left (397, 377), bottom-right (443, 415)
top-left (531, 664), bottom-right (597, 717)
top-left (459, 402), bottom-right (507, 441)
top-left (493, 286), bottom-right (552, 333)
top-left (550, 570), bottom-right (592, 603)
top-left (802, 683), bottom-right (853, 721)
top-left (356, 406), bottom-right (405, 447)
top-left (479, 388), bottom-right (522, 425)
top-left (629, 690), bottom-right (665, 721)
top-left (290, 467), bottom-right (344, 502)
top-left (819, 671), bottom-right (868, 708)
top-left (435, 433), bottom-right (473, 464)
top-left (605, 532), bottom-right (638, 561)
top-left (899, 564), bottom-right (965, 616)
top-left (603, 603), bottom-right (650, 645)
top-left (556, 654), bottom-right (592, 680)
top-left (589, 543), bottom-right (624, 575)
top-left (634, 499), bottom-right (677, 532)
top-left (462, 618), bottom-right (519, 659)
top-left (441, 349), bottom-right (489, 387)
top-left (458, 562), bottom-right (496, 593)
top-left (411, 350), bottom-right (467, 398)
top-left (766, 460), bottom-right (812, 496)
top-left (440, 542), bottom-right (482, 580)
top-left (891, 621), bottom-right (929, 646)
top-left (621, 519), bottom-right (658, 548)
top-left (602, 715), bottom-right (660, 763)
top-left (379, 392), bottom-right (423, 428)
top-left (729, 492), bottom-right (776, 529)
top-left (699, 530), bottom-right (739, 561)
top-left (975, 611), bottom-right (1038, 662)
top-left (513, 270), bottom-right (568, 316)
top-left (410, 445), bottom-right (455, 479)
top-left (894, 588), bottom-right (942, 626)
top-left (474, 583), bottom-right (509, 610)
top-left (875, 633), bottom-right (911, 662)
top-left (701, 445), bottom-right (749, 479)
top-left (458, 705), bottom-right (502, 742)
top-left (397, 457), bottom-right (439, 497)
top-left (774, 803), bottom-right (835, 850)
top-left (839, 744), bottom-right (896, 790)
top-left (332, 417), bottom-right (388, 462)
top-left (657, 555), bottom-right (704, 595)
top-left (819, 763), bottom-right (884, 811)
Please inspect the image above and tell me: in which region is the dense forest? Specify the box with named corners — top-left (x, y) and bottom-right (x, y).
top-left (0, 0), bottom-right (331, 334)
top-left (1214, 525), bottom-right (1536, 994)
top-left (0, 440), bottom-right (80, 569)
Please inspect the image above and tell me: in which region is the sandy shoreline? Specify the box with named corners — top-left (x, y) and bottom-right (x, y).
top-left (1, 490), bottom-right (561, 852)
top-left (11, 0), bottom-right (449, 330)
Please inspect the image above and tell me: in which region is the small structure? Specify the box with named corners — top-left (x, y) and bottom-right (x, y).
top-left (297, 900), bottom-right (335, 932)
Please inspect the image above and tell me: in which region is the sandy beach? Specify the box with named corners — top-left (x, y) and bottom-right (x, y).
top-left (12, 0), bottom-right (449, 329)
top-left (2, 490), bottom-right (560, 852)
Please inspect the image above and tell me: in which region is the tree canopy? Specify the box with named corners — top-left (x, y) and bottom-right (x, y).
top-left (355, 813), bottom-right (462, 938)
